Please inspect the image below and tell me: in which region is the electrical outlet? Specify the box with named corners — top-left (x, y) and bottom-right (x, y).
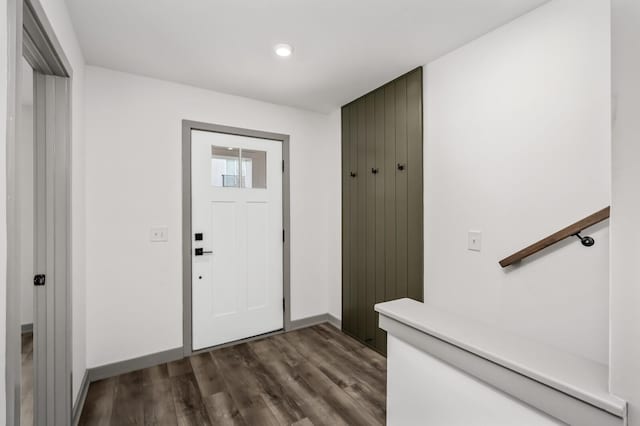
top-left (150, 227), bottom-right (168, 242)
top-left (468, 231), bottom-right (482, 251)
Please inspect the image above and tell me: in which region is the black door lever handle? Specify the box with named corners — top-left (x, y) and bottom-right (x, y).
top-left (195, 248), bottom-right (213, 256)
top-left (371, 168), bottom-right (379, 174)
top-left (350, 172), bottom-right (357, 178)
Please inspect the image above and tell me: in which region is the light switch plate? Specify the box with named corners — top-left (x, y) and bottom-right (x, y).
top-left (150, 227), bottom-right (168, 242)
top-left (468, 231), bottom-right (482, 251)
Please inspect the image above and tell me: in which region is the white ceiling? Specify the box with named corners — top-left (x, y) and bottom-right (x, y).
top-left (66, 0), bottom-right (549, 113)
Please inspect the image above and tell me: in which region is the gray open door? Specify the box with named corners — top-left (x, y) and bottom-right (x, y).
top-left (33, 72), bottom-right (71, 426)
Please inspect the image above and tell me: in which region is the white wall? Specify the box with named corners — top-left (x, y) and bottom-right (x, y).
top-left (327, 109), bottom-right (342, 320)
top-left (386, 335), bottom-right (563, 426)
top-left (424, 0), bottom-right (611, 364)
top-left (84, 66), bottom-right (339, 367)
top-left (610, 0), bottom-right (640, 423)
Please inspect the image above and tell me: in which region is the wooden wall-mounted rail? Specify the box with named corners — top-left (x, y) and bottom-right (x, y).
top-left (499, 206), bottom-right (610, 268)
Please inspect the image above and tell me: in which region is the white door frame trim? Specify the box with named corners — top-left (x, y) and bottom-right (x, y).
top-left (181, 120), bottom-right (291, 356)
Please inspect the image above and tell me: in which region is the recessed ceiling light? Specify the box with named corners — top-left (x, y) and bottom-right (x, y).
top-left (274, 43), bottom-right (293, 57)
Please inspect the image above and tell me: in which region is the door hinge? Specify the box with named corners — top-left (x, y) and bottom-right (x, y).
top-left (283, 298), bottom-right (285, 311)
top-left (34, 274), bottom-right (46, 286)
top-left (282, 229), bottom-right (285, 242)
top-left (282, 160), bottom-right (285, 173)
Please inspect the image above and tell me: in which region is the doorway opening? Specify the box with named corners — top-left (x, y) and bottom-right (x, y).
top-left (6, 0), bottom-right (74, 425)
top-left (18, 56), bottom-right (34, 426)
top-left (182, 121), bottom-right (291, 355)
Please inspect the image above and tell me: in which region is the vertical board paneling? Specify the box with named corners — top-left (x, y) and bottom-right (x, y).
top-left (341, 67), bottom-right (423, 355)
top-left (406, 69), bottom-right (424, 302)
top-left (365, 94), bottom-right (377, 345)
top-left (384, 82), bottom-right (397, 305)
top-left (357, 98), bottom-right (367, 340)
top-left (374, 89), bottom-right (387, 353)
top-left (341, 106), bottom-right (351, 331)
top-left (395, 77), bottom-right (409, 300)
top-left (349, 104), bottom-right (359, 338)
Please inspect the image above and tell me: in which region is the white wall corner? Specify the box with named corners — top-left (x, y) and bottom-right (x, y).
top-left (610, 0), bottom-right (640, 423)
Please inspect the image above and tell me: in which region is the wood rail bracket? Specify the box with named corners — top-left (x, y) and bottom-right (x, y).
top-left (499, 206), bottom-right (610, 268)
top-left (574, 233), bottom-right (595, 247)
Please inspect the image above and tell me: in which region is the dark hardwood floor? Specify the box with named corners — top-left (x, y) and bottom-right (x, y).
top-left (21, 331), bottom-right (34, 426)
top-left (79, 323), bottom-right (387, 425)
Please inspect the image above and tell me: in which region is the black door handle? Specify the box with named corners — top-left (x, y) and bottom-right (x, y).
top-left (397, 163), bottom-right (406, 171)
top-left (350, 171), bottom-right (357, 178)
top-left (371, 168), bottom-right (379, 174)
top-left (195, 248), bottom-right (213, 256)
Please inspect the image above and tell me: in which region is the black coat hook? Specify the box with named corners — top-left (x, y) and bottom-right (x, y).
top-left (574, 233), bottom-right (595, 247)
top-left (371, 167), bottom-right (379, 174)
top-left (397, 163), bottom-right (406, 171)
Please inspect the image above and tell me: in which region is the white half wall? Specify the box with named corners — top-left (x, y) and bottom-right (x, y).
top-left (386, 335), bottom-right (563, 426)
top-left (84, 66), bottom-right (340, 367)
top-left (610, 0), bottom-right (640, 423)
top-left (424, 0), bottom-right (611, 364)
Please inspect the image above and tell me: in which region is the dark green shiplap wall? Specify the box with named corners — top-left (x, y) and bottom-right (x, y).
top-left (341, 67), bottom-right (424, 355)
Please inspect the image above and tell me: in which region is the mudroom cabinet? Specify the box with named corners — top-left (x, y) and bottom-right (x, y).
top-left (341, 67), bottom-right (424, 354)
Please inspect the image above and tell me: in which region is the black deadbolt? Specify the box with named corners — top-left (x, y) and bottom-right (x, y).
top-left (195, 232), bottom-right (203, 241)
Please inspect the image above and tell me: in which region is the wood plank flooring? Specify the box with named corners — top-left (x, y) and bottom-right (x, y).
top-left (79, 324), bottom-right (387, 425)
top-left (21, 331), bottom-right (34, 426)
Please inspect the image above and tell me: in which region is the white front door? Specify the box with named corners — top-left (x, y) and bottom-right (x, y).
top-left (191, 129), bottom-right (283, 350)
